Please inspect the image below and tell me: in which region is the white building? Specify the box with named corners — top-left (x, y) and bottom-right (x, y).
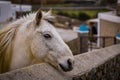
top-left (0, 1), bottom-right (32, 23)
top-left (12, 4), bottom-right (32, 12)
top-left (97, 11), bottom-right (120, 47)
top-left (0, 1), bottom-right (14, 23)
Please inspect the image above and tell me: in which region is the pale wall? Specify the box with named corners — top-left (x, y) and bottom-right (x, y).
top-left (100, 19), bottom-right (120, 46)
top-left (100, 19), bottom-right (120, 37)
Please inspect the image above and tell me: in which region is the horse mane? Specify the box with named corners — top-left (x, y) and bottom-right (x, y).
top-left (0, 13), bottom-right (36, 73)
top-left (0, 26), bottom-right (16, 73)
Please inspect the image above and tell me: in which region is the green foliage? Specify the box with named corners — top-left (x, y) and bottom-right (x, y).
top-left (56, 11), bottom-right (64, 15)
top-left (92, 12), bottom-right (98, 18)
top-left (54, 9), bottom-right (109, 21)
top-left (71, 13), bottom-right (77, 19)
top-left (56, 11), bottom-right (75, 18)
top-left (78, 12), bottom-right (91, 21)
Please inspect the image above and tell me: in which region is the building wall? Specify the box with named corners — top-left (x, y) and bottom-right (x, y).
top-left (100, 19), bottom-right (120, 37)
top-left (100, 19), bottom-right (120, 46)
top-left (67, 38), bottom-right (80, 55)
top-left (0, 1), bottom-right (13, 22)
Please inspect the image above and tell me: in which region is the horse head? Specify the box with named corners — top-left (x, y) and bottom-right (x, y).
top-left (29, 9), bottom-right (74, 72)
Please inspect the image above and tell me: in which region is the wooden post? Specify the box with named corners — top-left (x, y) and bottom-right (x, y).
top-left (79, 34), bottom-right (88, 54)
top-left (114, 37), bottom-right (117, 44)
top-left (102, 37), bottom-right (105, 48)
top-left (116, 0), bottom-right (120, 16)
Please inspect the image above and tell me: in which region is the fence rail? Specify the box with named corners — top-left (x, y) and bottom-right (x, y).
top-left (79, 35), bottom-right (117, 53)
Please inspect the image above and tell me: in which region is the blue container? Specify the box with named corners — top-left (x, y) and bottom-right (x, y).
top-left (116, 32), bottom-right (120, 40)
top-left (78, 23), bottom-right (89, 33)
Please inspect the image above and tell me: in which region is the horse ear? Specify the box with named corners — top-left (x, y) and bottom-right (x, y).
top-left (35, 9), bottom-right (42, 25)
top-left (46, 9), bottom-right (52, 15)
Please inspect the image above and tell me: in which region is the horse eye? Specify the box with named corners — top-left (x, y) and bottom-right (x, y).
top-left (43, 34), bottom-right (52, 39)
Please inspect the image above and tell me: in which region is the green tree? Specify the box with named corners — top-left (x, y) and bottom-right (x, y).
top-left (78, 12), bottom-right (91, 21)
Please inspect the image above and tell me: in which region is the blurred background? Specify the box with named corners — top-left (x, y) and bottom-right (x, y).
top-left (0, 0), bottom-right (120, 54)
top-left (0, 0), bottom-right (118, 20)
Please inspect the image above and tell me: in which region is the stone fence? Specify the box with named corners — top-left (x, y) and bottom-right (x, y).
top-left (0, 44), bottom-right (120, 80)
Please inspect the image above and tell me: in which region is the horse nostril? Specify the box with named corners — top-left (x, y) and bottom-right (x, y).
top-left (67, 58), bottom-right (72, 67)
top-left (59, 58), bottom-right (74, 72)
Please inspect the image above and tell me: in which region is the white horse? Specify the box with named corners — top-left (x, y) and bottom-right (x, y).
top-left (0, 9), bottom-right (74, 73)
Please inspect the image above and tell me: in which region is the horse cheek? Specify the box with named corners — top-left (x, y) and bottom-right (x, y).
top-left (31, 37), bottom-right (48, 60)
top-left (44, 51), bottom-right (58, 68)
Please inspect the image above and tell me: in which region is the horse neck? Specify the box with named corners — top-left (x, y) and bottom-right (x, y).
top-left (10, 21), bottom-right (34, 70)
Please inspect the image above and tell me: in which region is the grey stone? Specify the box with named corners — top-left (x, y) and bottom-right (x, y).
top-left (0, 44), bottom-right (120, 80)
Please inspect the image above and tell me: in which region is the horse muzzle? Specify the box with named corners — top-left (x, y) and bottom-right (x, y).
top-left (59, 58), bottom-right (74, 72)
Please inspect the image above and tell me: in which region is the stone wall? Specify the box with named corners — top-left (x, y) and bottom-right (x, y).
top-left (66, 38), bottom-right (80, 55)
top-left (100, 19), bottom-right (120, 37)
top-left (0, 44), bottom-right (120, 80)
top-left (73, 53), bottom-right (120, 80)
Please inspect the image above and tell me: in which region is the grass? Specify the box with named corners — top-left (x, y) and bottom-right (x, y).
top-left (53, 9), bottom-right (109, 18)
